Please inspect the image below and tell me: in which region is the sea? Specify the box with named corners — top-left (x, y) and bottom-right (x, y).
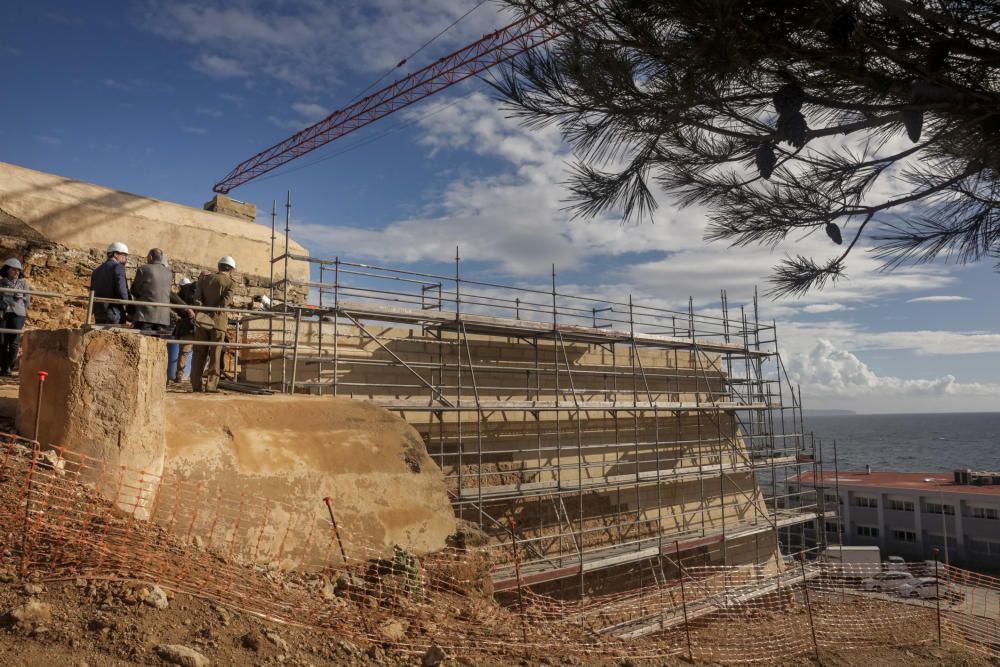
top-left (803, 411), bottom-right (1000, 474)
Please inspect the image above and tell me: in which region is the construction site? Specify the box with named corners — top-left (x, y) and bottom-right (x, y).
top-left (0, 4), bottom-right (998, 666)
top-left (0, 159), bottom-right (997, 666)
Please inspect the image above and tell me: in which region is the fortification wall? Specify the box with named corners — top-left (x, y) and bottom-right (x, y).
top-left (13, 328), bottom-right (455, 565)
top-left (238, 320), bottom-right (777, 574)
top-left (0, 161), bottom-right (309, 283)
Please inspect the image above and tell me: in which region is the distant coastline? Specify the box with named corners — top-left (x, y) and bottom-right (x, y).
top-left (802, 409), bottom-right (857, 417)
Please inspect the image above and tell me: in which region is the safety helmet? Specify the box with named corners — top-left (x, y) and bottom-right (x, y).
top-left (218, 255), bottom-right (236, 269)
top-left (179, 277), bottom-right (193, 286)
top-left (106, 241), bottom-right (129, 255)
top-left (2, 258), bottom-right (23, 271)
top-left (259, 295), bottom-right (271, 307)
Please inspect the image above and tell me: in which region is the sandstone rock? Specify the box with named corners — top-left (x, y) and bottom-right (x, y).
top-left (379, 619), bottom-right (407, 643)
top-left (8, 600), bottom-right (51, 626)
top-left (141, 584), bottom-right (169, 610)
top-left (421, 643), bottom-right (446, 667)
top-left (155, 644), bottom-right (210, 667)
top-left (264, 629), bottom-right (289, 652)
top-left (22, 583), bottom-right (44, 595)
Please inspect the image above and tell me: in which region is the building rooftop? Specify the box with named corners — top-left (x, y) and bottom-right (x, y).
top-left (793, 471), bottom-right (1000, 497)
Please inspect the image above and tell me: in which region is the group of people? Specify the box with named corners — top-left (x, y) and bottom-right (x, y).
top-left (89, 242), bottom-right (238, 393)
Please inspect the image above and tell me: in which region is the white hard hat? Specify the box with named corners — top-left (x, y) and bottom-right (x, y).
top-left (3, 258), bottom-right (23, 271)
top-left (218, 255), bottom-right (236, 269)
top-left (179, 277), bottom-right (193, 286)
top-left (107, 242), bottom-right (129, 254)
top-left (260, 295), bottom-right (271, 306)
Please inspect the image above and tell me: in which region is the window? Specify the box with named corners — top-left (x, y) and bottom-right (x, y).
top-left (925, 502), bottom-right (955, 516)
top-left (891, 529), bottom-right (916, 543)
top-left (824, 521), bottom-right (839, 533)
top-left (856, 525), bottom-right (879, 538)
top-left (971, 506), bottom-right (999, 520)
top-left (855, 496), bottom-right (878, 508)
top-left (927, 534), bottom-right (957, 549)
top-left (967, 538), bottom-right (1000, 555)
top-left (824, 493), bottom-right (838, 504)
top-left (887, 499), bottom-right (915, 512)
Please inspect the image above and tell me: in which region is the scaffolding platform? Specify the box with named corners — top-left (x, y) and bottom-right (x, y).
top-left (492, 509), bottom-right (826, 591)
top-left (452, 455), bottom-right (800, 503)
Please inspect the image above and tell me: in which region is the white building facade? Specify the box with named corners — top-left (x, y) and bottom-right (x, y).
top-left (788, 471), bottom-right (1000, 572)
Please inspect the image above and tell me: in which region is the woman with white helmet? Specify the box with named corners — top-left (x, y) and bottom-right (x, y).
top-left (0, 258), bottom-right (30, 376)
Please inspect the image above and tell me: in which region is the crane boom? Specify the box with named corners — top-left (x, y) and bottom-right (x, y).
top-left (212, 13), bottom-right (557, 194)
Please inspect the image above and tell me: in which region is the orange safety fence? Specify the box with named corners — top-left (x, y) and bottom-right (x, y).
top-left (0, 434), bottom-right (997, 663)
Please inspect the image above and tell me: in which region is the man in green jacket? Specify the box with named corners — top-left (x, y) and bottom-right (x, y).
top-left (189, 256), bottom-right (236, 393)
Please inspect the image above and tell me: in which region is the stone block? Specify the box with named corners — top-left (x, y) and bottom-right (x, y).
top-left (16, 328), bottom-right (167, 517)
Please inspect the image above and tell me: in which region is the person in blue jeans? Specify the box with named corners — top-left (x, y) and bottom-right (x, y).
top-left (0, 258), bottom-right (30, 376)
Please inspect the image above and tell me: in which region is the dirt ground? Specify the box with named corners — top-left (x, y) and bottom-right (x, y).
top-left (0, 572), bottom-right (997, 667)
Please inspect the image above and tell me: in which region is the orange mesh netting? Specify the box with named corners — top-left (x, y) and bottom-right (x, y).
top-left (1, 435), bottom-right (996, 663)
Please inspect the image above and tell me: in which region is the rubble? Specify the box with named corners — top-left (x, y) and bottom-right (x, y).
top-left (155, 643), bottom-right (210, 667)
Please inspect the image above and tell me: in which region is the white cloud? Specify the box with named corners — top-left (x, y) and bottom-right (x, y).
top-left (291, 102), bottom-right (329, 122)
top-left (779, 320), bottom-right (1000, 358)
top-left (192, 53), bottom-right (248, 79)
top-left (268, 101), bottom-right (334, 130)
top-left (36, 135), bottom-right (61, 146)
top-left (196, 107), bottom-right (223, 118)
top-left (182, 126), bottom-right (208, 135)
top-left (802, 303), bottom-right (851, 314)
top-left (785, 339), bottom-right (1000, 399)
top-left (906, 295), bottom-right (973, 303)
top-left (141, 1), bottom-right (505, 90)
top-left (291, 90), bottom-right (968, 318)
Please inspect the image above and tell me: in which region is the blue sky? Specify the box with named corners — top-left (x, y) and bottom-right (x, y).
top-left (3, 1), bottom-right (999, 413)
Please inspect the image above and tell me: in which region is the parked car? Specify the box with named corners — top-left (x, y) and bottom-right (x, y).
top-left (861, 571), bottom-right (915, 592)
top-left (898, 577), bottom-right (964, 601)
top-left (883, 555), bottom-right (907, 571)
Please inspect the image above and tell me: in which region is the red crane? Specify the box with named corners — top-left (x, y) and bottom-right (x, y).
top-left (212, 12), bottom-right (559, 194)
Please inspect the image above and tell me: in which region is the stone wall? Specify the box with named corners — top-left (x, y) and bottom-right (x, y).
top-left (238, 319), bottom-right (778, 575)
top-left (0, 235), bottom-right (303, 332)
top-left (15, 328), bottom-right (167, 518)
top-left (0, 160), bottom-right (309, 283)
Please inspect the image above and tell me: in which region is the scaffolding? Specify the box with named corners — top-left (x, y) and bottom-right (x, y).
top-left (230, 206), bottom-right (831, 597)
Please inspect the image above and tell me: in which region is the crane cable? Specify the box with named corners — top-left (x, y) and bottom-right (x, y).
top-left (345, 0), bottom-right (492, 105)
top-left (248, 87), bottom-right (484, 185)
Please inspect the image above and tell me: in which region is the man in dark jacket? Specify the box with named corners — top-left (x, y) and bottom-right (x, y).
top-left (190, 256), bottom-right (236, 393)
top-left (130, 248), bottom-right (173, 332)
top-left (170, 277), bottom-right (197, 383)
top-left (90, 242), bottom-right (130, 325)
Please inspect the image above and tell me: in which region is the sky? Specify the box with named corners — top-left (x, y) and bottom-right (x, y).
top-left (2, 1), bottom-right (999, 414)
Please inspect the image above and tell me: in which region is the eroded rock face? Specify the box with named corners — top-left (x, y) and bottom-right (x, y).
top-left (16, 328), bottom-right (167, 518)
top-left (162, 394), bottom-right (457, 568)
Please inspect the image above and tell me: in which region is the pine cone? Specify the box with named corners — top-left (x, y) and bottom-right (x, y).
top-left (755, 143), bottom-right (777, 179)
top-left (773, 83), bottom-right (805, 115)
top-left (901, 110), bottom-right (923, 142)
top-left (825, 222), bottom-right (843, 245)
top-left (777, 111), bottom-right (809, 148)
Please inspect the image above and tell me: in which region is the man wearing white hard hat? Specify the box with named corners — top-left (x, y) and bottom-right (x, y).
top-left (169, 277), bottom-right (197, 383)
top-left (0, 258), bottom-right (30, 376)
top-left (189, 256), bottom-right (236, 392)
top-left (90, 242), bottom-right (130, 325)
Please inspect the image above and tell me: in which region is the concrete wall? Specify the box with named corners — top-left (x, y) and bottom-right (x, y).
top-left (0, 161), bottom-right (309, 282)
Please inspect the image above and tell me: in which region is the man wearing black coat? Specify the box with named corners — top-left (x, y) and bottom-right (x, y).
top-left (90, 242), bottom-right (130, 325)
